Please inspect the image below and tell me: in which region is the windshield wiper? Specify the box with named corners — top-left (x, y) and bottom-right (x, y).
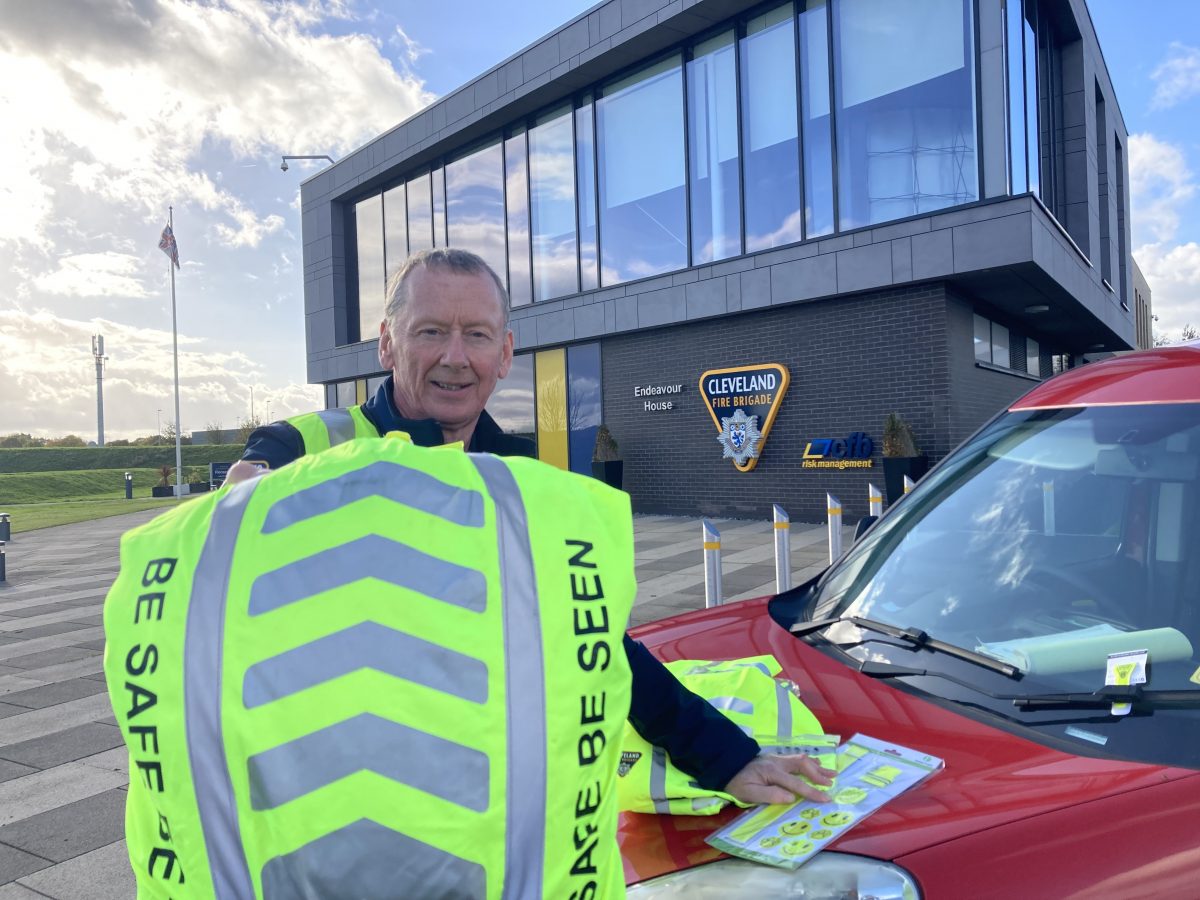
top-left (1013, 685), bottom-right (1200, 710)
top-left (791, 615), bottom-right (1021, 679)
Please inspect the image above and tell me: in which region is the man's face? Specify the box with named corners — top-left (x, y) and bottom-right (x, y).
top-left (378, 266), bottom-right (514, 435)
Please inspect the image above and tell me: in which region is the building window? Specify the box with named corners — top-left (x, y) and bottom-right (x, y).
top-left (1026, 337), bottom-right (1040, 377)
top-left (383, 183), bottom-right (408, 287)
top-left (597, 56), bottom-right (687, 284)
top-left (1115, 136), bottom-right (1128, 307)
top-left (974, 313), bottom-right (1013, 369)
top-left (742, 4), bottom-right (802, 252)
top-left (1095, 83), bottom-right (1112, 286)
top-left (529, 107), bottom-right (579, 301)
top-left (687, 30), bottom-right (741, 264)
top-left (355, 194), bottom-right (385, 343)
top-left (833, 0), bottom-right (978, 229)
top-left (366, 374), bottom-right (387, 398)
top-left (1004, 0), bottom-right (1027, 193)
top-left (488, 352), bottom-right (536, 451)
top-left (432, 165), bottom-right (447, 248)
top-left (505, 128), bottom-right (533, 308)
top-left (576, 99), bottom-right (600, 291)
top-left (567, 343), bottom-right (602, 476)
top-left (407, 172), bottom-right (433, 253)
top-left (446, 140), bottom-right (507, 283)
top-left (800, 0), bottom-right (834, 237)
top-left (535, 347), bottom-right (569, 469)
top-left (335, 380), bottom-right (356, 408)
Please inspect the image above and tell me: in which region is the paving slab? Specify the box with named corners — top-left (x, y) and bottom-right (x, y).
top-left (0, 788), bottom-right (127, 865)
top-left (0, 760), bottom-right (37, 786)
top-left (15, 839), bottom-right (135, 900)
top-left (0, 723), bottom-right (124, 770)
top-left (0, 845), bottom-right (50, 889)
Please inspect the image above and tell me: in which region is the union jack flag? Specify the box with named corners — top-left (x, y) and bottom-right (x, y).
top-left (158, 224), bottom-right (180, 270)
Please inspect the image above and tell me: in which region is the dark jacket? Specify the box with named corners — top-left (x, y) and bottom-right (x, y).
top-left (242, 376), bottom-right (758, 790)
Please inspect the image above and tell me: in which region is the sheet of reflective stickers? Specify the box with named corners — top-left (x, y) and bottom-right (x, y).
top-left (708, 734), bottom-right (944, 870)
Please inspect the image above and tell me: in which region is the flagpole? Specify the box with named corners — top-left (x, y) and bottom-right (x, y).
top-left (169, 206), bottom-right (184, 498)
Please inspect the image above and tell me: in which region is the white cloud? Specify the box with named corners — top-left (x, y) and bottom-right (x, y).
top-left (1128, 133), bottom-right (1195, 246)
top-left (1134, 242), bottom-right (1200, 338)
top-left (0, 308), bottom-right (323, 440)
top-left (1150, 43), bottom-right (1200, 110)
top-left (33, 252), bottom-right (149, 299)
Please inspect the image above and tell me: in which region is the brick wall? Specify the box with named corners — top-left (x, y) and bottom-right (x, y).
top-left (601, 284), bottom-right (959, 523)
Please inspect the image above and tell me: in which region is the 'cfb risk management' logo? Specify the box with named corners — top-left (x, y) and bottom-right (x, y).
top-left (699, 363), bottom-right (790, 472)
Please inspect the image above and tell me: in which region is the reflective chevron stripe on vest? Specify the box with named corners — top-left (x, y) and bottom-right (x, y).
top-left (616, 656), bottom-right (823, 816)
top-left (103, 434), bottom-right (635, 898)
top-left (285, 405), bottom-right (377, 456)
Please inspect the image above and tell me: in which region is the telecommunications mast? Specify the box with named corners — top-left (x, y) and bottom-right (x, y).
top-left (92, 334), bottom-right (107, 446)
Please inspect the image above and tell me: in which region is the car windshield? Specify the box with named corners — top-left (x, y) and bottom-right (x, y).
top-left (792, 402), bottom-right (1200, 767)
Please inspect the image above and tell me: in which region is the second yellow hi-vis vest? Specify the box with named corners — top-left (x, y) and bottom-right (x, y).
top-left (285, 405), bottom-right (377, 455)
top-left (616, 656), bottom-right (822, 816)
top-left (103, 434), bottom-right (635, 899)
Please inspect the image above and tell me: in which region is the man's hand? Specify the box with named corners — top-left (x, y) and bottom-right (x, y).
top-left (224, 460), bottom-right (267, 486)
top-left (723, 754), bottom-right (835, 806)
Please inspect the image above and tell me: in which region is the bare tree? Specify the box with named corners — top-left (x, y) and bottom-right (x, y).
top-left (205, 421), bottom-right (226, 444)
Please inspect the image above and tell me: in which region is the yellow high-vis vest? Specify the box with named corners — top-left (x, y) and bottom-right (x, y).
top-left (103, 434), bottom-right (635, 899)
top-left (284, 406), bottom-right (378, 456)
top-left (616, 656), bottom-right (822, 816)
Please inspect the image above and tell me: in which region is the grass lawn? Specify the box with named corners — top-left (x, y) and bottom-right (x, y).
top-left (4, 497), bottom-right (193, 534)
top-left (0, 467), bottom-right (210, 504)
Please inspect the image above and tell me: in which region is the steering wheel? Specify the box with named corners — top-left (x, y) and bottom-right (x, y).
top-left (1020, 564), bottom-right (1137, 628)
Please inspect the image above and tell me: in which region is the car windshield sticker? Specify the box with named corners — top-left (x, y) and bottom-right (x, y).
top-left (1105, 648), bottom-right (1148, 716)
top-left (1064, 726), bottom-right (1109, 746)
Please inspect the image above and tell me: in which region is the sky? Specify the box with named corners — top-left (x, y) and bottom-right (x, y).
top-left (0, 0), bottom-right (1197, 442)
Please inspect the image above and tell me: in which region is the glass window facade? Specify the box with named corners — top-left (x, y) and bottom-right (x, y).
top-left (688, 31), bottom-right (741, 264)
top-left (1026, 337), bottom-right (1040, 377)
top-left (567, 343), bottom-right (602, 475)
top-left (742, 4), bottom-right (802, 252)
top-left (446, 141), bottom-right (507, 281)
top-left (535, 348), bottom-right (569, 469)
top-left (355, 194), bottom-right (385, 342)
top-left (383, 183), bottom-right (408, 286)
top-left (505, 129), bottom-right (533, 308)
top-left (529, 108), bottom-right (579, 301)
top-left (342, 0), bottom-right (1081, 353)
top-left (576, 101), bottom-right (600, 291)
top-left (833, 0), bottom-right (978, 229)
top-left (488, 353), bottom-right (536, 449)
top-left (800, 0), bottom-right (834, 237)
top-left (335, 380), bottom-right (356, 408)
top-left (407, 172), bottom-right (433, 253)
top-left (598, 56), bottom-right (687, 283)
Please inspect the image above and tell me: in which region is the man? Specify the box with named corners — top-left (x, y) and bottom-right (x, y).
top-left (234, 248), bottom-right (831, 806)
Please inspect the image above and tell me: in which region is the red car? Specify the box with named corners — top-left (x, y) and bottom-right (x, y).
top-left (621, 341), bottom-right (1200, 899)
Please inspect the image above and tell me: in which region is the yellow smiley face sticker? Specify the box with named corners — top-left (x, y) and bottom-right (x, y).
top-left (811, 828), bottom-right (833, 840)
top-left (782, 839), bottom-right (814, 857)
top-left (759, 836), bottom-right (781, 848)
top-left (781, 820), bottom-right (811, 836)
top-left (800, 807), bottom-right (822, 819)
top-left (822, 811), bottom-right (855, 827)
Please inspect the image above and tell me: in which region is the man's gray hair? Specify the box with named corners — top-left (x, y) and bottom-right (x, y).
top-left (383, 248), bottom-right (510, 330)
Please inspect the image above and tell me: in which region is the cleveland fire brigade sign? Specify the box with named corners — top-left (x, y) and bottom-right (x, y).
top-left (699, 363), bottom-right (790, 472)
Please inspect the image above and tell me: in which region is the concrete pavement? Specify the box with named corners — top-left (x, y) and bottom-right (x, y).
top-left (0, 504), bottom-right (843, 895)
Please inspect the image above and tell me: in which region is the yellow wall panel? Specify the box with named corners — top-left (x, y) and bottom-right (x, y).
top-left (535, 349), bottom-right (569, 470)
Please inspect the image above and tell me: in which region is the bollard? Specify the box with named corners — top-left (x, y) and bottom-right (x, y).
top-left (773, 504), bottom-right (791, 594)
top-left (0, 540), bottom-right (6, 583)
top-left (827, 493), bottom-right (843, 564)
top-left (702, 519), bottom-right (723, 608)
top-left (868, 484), bottom-right (883, 518)
top-left (124, 472), bottom-right (134, 500)
top-left (0, 512), bottom-right (9, 543)
top-left (1043, 481), bottom-right (1056, 536)
top-left (903, 475), bottom-right (916, 495)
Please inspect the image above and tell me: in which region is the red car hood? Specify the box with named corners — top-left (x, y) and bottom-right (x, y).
top-left (620, 598), bottom-right (1196, 886)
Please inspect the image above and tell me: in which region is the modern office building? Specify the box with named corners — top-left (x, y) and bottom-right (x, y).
top-left (299, 0), bottom-right (1134, 521)
top-left (1132, 257), bottom-right (1153, 350)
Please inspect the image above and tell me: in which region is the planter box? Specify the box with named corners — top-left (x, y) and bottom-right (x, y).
top-left (187, 481), bottom-right (210, 493)
top-left (882, 456), bottom-right (928, 504)
top-left (151, 485), bottom-right (174, 498)
top-left (591, 460), bottom-right (624, 491)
